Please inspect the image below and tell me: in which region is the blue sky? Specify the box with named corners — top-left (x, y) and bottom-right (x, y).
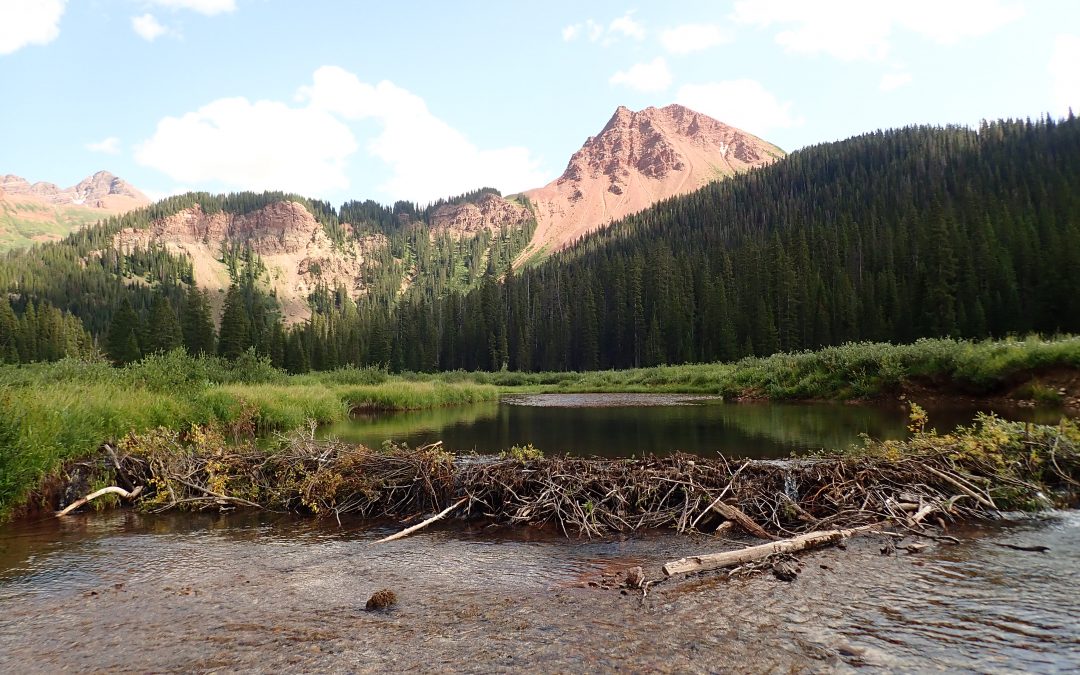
top-left (1, 0), bottom-right (1078, 204)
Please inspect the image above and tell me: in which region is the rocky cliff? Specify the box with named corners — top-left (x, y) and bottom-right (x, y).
top-left (115, 202), bottom-right (387, 323)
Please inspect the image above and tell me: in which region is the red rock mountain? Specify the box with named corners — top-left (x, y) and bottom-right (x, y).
top-left (1, 170), bottom-right (148, 210)
top-left (1, 171), bottom-right (150, 249)
top-left (519, 104), bottom-right (784, 260)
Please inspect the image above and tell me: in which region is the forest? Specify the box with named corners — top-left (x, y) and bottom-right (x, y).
top-left (0, 115), bottom-right (1078, 373)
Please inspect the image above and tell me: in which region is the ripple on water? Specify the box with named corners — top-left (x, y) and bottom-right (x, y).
top-left (0, 510), bottom-right (1077, 672)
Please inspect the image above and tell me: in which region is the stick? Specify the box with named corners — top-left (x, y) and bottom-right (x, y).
top-left (709, 502), bottom-right (777, 540)
top-left (373, 496), bottom-right (468, 544)
top-left (56, 485), bottom-right (143, 517)
top-left (662, 525), bottom-right (873, 576)
top-left (923, 465), bottom-right (997, 510)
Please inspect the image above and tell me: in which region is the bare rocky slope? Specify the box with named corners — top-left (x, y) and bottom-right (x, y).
top-left (116, 194), bottom-right (533, 323)
top-left (518, 104), bottom-right (784, 261)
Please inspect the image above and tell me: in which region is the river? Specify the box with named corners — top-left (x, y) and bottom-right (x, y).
top-left (0, 509), bottom-right (1077, 672)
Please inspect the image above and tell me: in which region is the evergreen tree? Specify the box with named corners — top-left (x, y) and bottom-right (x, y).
top-left (146, 294), bottom-right (183, 354)
top-left (106, 299), bottom-right (142, 365)
top-left (217, 285), bottom-right (251, 361)
top-left (181, 286), bottom-right (216, 355)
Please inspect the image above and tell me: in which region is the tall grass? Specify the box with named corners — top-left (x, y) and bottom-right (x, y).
top-left (0, 351), bottom-right (496, 517)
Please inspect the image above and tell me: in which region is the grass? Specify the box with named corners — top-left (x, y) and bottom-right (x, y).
top-left (1, 335), bottom-right (1077, 518)
top-left (0, 350), bottom-right (497, 517)
top-left (403, 335), bottom-right (1080, 399)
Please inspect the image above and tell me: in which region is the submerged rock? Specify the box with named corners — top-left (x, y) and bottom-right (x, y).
top-left (366, 589), bottom-right (397, 611)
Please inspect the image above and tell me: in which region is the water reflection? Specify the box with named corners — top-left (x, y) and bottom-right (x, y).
top-left (319, 394), bottom-right (1071, 458)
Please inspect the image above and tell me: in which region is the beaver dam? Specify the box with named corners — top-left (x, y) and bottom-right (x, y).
top-left (49, 411), bottom-right (1080, 554)
top-left (8, 411), bottom-right (1080, 671)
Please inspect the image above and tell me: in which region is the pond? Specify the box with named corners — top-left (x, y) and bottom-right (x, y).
top-left (319, 393), bottom-right (1072, 459)
top-left (1, 510), bottom-right (1077, 671)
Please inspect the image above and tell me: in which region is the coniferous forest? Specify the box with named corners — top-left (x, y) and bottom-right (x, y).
top-left (1, 116), bottom-right (1078, 372)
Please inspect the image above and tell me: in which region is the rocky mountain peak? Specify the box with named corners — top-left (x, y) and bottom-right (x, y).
top-left (72, 171), bottom-right (147, 204)
top-left (0, 170), bottom-right (149, 209)
top-left (521, 104), bottom-right (784, 258)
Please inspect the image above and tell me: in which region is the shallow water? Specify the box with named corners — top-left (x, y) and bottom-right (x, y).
top-left (0, 510), bottom-right (1077, 672)
top-left (320, 393), bottom-right (1071, 459)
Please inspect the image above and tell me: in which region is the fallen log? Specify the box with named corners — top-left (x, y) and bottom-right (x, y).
top-left (709, 502), bottom-right (776, 540)
top-left (662, 525), bottom-right (874, 576)
top-left (57, 485), bottom-right (143, 517)
top-left (373, 496), bottom-right (468, 543)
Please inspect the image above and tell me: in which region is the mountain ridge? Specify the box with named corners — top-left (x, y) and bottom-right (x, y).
top-left (0, 170), bottom-right (150, 250)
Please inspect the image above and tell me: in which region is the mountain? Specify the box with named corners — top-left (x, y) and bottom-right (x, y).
top-left (108, 190), bottom-right (533, 323)
top-left (518, 104), bottom-right (784, 262)
top-left (378, 116), bottom-right (1080, 372)
top-left (17, 111), bottom-right (1077, 375)
top-left (0, 171), bottom-right (149, 250)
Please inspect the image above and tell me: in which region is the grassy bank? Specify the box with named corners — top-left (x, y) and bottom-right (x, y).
top-left (410, 336), bottom-right (1080, 399)
top-left (0, 351), bottom-right (496, 517)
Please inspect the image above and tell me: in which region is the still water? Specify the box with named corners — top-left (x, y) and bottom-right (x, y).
top-left (0, 510), bottom-right (1077, 672)
top-left (320, 393), bottom-right (1071, 458)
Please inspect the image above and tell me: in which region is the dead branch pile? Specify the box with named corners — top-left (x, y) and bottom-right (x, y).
top-left (94, 414), bottom-right (1080, 537)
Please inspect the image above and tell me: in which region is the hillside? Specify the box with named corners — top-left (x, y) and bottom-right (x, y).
top-left (519, 104), bottom-right (783, 262)
top-left (0, 171), bottom-right (148, 250)
top-left (368, 116), bottom-right (1080, 372)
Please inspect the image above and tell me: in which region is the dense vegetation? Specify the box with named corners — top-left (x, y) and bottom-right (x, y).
top-left (339, 116), bottom-right (1078, 372)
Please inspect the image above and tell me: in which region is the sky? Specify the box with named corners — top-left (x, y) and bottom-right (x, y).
top-left (1, 0), bottom-right (1078, 205)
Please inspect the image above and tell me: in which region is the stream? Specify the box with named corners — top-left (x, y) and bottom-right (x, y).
top-left (0, 510), bottom-right (1078, 672)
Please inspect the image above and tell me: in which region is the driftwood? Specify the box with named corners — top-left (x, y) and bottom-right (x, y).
top-left (662, 525), bottom-right (874, 576)
top-left (374, 497), bottom-right (469, 543)
top-left (709, 502), bottom-right (776, 540)
top-left (57, 485), bottom-right (143, 517)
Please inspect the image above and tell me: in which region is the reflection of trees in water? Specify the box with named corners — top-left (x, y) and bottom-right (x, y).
top-left (317, 399), bottom-right (1066, 459)
top-left (320, 401), bottom-right (500, 447)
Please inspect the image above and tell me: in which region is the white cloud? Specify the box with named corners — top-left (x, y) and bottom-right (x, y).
top-left (609, 57), bottom-right (672, 93)
top-left (609, 11), bottom-right (645, 41)
top-left (0, 0), bottom-right (66, 55)
top-left (131, 14), bottom-right (168, 41)
top-left (563, 12), bottom-right (644, 46)
top-left (136, 66), bottom-right (547, 202)
top-left (660, 24), bottom-right (732, 55)
top-left (1050, 35), bottom-right (1080, 116)
top-left (298, 66), bottom-right (547, 202)
top-left (86, 137), bottom-right (121, 155)
top-left (731, 0), bottom-right (1024, 62)
top-left (879, 71), bottom-right (913, 92)
top-left (147, 0), bottom-right (236, 15)
top-left (676, 80), bottom-right (803, 137)
top-left (135, 97), bottom-right (358, 196)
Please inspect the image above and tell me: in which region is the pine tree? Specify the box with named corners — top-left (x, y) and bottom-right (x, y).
top-left (107, 299), bottom-right (142, 365)
top-left (147, 294), bottom-right (183, 354)
top-left (181, 286), bottom-right (216, 355)
top-left (0, 296), bottom-right (19, 363)
top-left (217, 285), bottom-right (251, 361)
